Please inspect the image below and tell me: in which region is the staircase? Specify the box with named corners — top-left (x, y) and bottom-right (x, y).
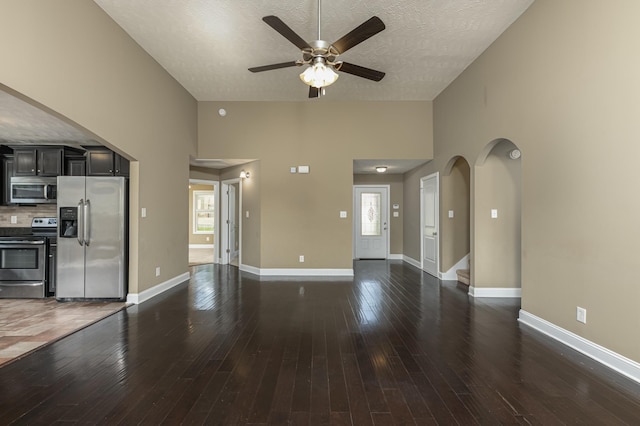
top-left (456, 269), bottom-right (470, 286)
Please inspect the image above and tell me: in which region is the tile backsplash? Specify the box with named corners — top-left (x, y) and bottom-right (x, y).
top-left (0, 205), bottom-right (57, 227)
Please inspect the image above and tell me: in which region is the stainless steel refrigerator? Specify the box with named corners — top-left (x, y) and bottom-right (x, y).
top-left (56, 176), bottom-right (126, 300)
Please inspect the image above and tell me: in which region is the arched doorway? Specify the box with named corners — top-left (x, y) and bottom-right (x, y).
top-left (441, 156), bottom-right (471, 282)
top-left (471, 139), bottom-right (522, 297)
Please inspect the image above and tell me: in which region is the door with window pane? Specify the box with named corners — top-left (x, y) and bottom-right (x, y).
top-left (354, 186), bottom-right (388, 259)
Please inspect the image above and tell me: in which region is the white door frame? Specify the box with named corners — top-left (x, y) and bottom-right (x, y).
top-left (189, 179), bottom-right (218, 263)
top-left (420, 173), bottom-right (440, 277)
top-left (220, 178), bottom-right (242, 265)
top-left (352, 185), bottom-right (391, 259)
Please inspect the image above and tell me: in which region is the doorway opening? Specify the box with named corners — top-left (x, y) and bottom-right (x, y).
top-left (189, 179), bottom-right (218, 266)
top-left (472, 139), bottom-right (522, 296)
top-left (221, 178), bottom-right (242, 267)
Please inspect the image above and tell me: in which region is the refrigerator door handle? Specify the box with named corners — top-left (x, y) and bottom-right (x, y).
top-left (77, 199), bottom-right (84, 246)
top-left (84, 199), bottom-right (91, 246)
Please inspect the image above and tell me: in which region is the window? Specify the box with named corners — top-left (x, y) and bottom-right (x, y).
top-left (193, 190), bottom-right (215, 234)
top-left (361, 192), bottom-right (381, 236)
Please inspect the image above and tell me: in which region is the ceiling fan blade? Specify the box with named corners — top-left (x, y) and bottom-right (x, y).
top-left (248, 61), bottom-right (299, 73)
top-left (309, 86), bottom-right (320, 98)
top-left (263, 16), bottom-right (311, 50)
top-left (331, 16), bottom-right (385, 54)
top-left (338, 62), bottom-right (385, 82)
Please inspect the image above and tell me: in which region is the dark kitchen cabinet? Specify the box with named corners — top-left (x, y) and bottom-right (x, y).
top-left (86, 148), bottom-right (129, 177)
top-left (64, 155), bottom-right (86, 176)
top-left (13, 147), bottom-right (63, 176)
top-left (1, 155), bottom-right (14, 205)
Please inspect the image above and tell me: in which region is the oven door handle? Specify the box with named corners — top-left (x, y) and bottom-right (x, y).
top-left (0, 240), bottom-right (45, 245)
top-left (77, 199), bottom-right (84, 246)
top-left (84, 199), bottom-right (91, 247)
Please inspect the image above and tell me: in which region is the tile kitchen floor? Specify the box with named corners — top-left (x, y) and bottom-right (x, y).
top-left (0, 298), bottom-right (126, 367)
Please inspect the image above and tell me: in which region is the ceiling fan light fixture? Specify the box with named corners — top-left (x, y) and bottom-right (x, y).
top-left (300, 60), bottom-right (339, 88)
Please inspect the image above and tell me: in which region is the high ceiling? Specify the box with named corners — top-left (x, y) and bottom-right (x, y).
top-left (1, 0), bottom-right (534, 171)
top-left (93, 0), bottom-right (534, 102)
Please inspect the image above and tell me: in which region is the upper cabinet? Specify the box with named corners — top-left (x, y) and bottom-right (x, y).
top-left (85, 148), bottom-right (129, 177)
top-left (13, 147), bottom-right (63, 176)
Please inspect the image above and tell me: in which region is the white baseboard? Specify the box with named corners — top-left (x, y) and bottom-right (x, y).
top-left (239, 264), bottom-right (353, 277)
top-left (189, 244), bottom-right (214, 248)
top-left (441, 254), bottom-right (469, 280)
top-left (388, 254), bottom-right (403, 260)
top-left (518, 310), bottom-right (640, 384)
top-left (126, 272), bottom-right (190, 304)
top-left (469, 286), bottom-right (521, 298)
top-left (403, 255), bottom-right (421, 269)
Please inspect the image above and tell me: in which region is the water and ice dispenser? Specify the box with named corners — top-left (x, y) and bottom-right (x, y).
top-left (59, 207), bottom-right (78, 238)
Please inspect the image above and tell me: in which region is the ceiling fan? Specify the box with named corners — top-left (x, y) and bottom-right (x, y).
top-left (248, 0), bottom-right (386, 98)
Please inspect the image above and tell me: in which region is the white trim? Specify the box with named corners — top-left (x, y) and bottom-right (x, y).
top-left (403, 255), bottom-right (421, 269)
top-left (189, 244), bottom-right (214, 249)
top-left (388, 254), bottom-right (403, 260)
top-left (440, 253), bottom-right (470, 280)
top-left (469, 286), bottom-right (521, 298)
top-left (126, 272), bottom-right (190, 305)
top-left (518, 310), bottom-right (640, 384)
top-left (239, 264), bottom-right (354, 277)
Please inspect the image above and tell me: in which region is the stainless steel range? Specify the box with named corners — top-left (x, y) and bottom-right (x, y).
top-left (0, 217), bottom-right (57, 298)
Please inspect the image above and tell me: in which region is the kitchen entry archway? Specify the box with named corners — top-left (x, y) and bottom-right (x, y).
top-left (220, 178), bottom-right (242, 266)
top-left (353, 185), bottom-right (390, 259)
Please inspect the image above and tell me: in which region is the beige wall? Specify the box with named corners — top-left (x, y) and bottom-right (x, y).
top-left (353, 174), bottom-right (404, 255)
top-left (412, 0), bottom-right (640, 362)
top-left (0, 1), bottom-right (197, 294)
top-left (199, 102), bottom-right (432, 269)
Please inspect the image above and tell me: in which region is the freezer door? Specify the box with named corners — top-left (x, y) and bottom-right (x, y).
top-left (56, 176), bottom-right (86, 299)
top-left (84, 177), bottom-right (126, 299)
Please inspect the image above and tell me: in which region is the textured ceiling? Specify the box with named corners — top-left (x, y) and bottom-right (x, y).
top-left (0, 0), bottom-right (533, 169)
top-left (93, 0), bottom-right (534, 101)
top-left (0, 91), bottom-right (98, 147)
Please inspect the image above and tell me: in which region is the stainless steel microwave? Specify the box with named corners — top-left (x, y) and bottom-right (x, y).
top-left (10, 177), bottom-right (57, 204)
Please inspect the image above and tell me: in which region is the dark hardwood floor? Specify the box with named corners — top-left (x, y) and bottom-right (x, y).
top-left (1, 260), bottom-right (639, 425)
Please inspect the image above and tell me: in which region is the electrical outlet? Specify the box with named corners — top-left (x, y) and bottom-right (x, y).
top-left (576, 306), bottom-right (587, 324)
top-left (206, 236), bottom-right (210, 241)
top-left (299, 255), bottom-right (304, 263)
top-left (155, 267), bottom-right (161, 277)
top-left (10, 216), bottom-right (18, 224)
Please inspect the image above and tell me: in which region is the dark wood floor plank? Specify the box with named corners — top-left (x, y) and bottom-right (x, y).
top-left (0, 261), bottom-right (639, 425)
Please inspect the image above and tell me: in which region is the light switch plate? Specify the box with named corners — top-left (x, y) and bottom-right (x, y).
top-left (448, 210), bottom-right (454, 218)
top-left (141, 207), bottom-right (147, 218)
top-left (10, 215), bottom-right (17, 224)
top-left (246, 210), bottom-right (249, 218)
top-left (393, 212), bottom-right (399, 217)
top-left (491, 209), bottom-right (498, 218)
top-left (290, 167), bottom-right (297, 173)
top-left (298, 165), bottom-right (310, 174)
top-left (340, 211), bottom-right (347, 218)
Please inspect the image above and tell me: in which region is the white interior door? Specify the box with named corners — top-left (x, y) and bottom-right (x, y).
top-left (354, 186), bottom-right (389, 259)
top-left (221, 178), bottom-right (241, 265)
top-left (421, 173), bottom-right (439, 277)
top-left (228, 184), bottom-right (237, 259)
